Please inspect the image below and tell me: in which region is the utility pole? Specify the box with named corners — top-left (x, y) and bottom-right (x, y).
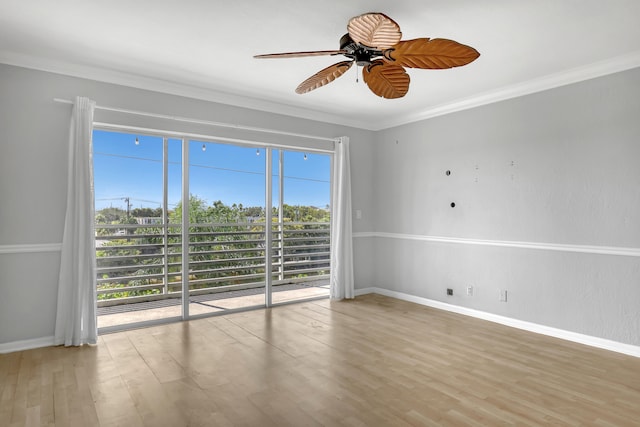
top-left (123, 197), bottom-right (131, 218)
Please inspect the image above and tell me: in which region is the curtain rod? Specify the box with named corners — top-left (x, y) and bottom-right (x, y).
top-left (53, 98), bottom-right (338, 143)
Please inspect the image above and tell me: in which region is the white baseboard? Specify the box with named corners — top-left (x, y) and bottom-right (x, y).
top-left (0, 336), bottom-right (56, 354)
top-left (354, 287), bottom-right (640, 358)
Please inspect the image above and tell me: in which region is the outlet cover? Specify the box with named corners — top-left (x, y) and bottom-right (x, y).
top-left (466, 286), bottom-right (474, 296)
top-left (499, 289), bottom-right (508, 302)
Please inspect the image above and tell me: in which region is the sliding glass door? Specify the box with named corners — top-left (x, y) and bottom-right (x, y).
top-left (93, 131), bottom-right (183, 329)
top-left (186, 140), bottom-right (267, 316)
top-left (272, 150), bottom-right (331, 304)
top-left (93, 129), bottom-right (331, 329)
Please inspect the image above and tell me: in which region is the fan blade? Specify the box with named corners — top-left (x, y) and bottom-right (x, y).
top-left (295, 61), bottom-right (354, 94)
top-left (254, 50), bottom-right (346, 59)
top-left (363, 60), bottom-right (409, 99)
top-left (347, 13), bottom-right (402, 49)
top-left (385, 38), bottom-right (480, 69)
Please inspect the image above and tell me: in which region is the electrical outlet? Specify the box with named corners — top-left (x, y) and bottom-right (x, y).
top-left (499, 289), bottom-right (508, 302)
top-left (466, 286), bottom-right (474, 296)
top-left (447, 288), bottom-right (453, 296)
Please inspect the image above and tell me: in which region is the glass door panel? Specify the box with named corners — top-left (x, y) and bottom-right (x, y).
top-left (93, 131), bottom-right (182, 329)
top-left (272, 150), bottom-right (331, 304)
top-left (186, 141), bottom-right (266, 315)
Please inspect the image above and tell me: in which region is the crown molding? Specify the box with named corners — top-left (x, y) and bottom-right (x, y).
top-left (2, 50), bottom-right (639, 131)
top-left (372, 50), bottom-right (640, 130)
top-left (0, 51), bottom-right (372, 130)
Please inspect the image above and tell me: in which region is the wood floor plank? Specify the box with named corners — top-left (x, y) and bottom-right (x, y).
top-left (2, 294), bottom-right (640, 426)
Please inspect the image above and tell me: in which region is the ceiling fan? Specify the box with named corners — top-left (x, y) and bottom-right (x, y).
top-left (254, 12), bottom-right (480, 99)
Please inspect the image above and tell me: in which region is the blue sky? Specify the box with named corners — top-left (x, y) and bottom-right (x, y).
top-left (93, 130), bottom-right (331, 212)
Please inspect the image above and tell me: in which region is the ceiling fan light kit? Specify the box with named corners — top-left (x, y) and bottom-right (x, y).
top-left (255, 12), bottom-right (480, 99)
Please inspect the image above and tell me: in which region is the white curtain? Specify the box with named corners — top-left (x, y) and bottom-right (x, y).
top-left (330, 136), bottom-right (354, 299)
top-left (54, 96), bottom-right (98, 346)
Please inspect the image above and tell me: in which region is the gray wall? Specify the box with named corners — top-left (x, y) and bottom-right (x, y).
top-left (2, 62), bottom-right (639, 348)
top-left (0, 63), bottom-right (374, 345)
top-left (371, 68), bottom-right (640, 346)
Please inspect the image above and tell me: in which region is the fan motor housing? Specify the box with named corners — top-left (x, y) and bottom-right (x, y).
top-left (339, 33), bottom-right (355, 50)
top-left (340, 33), bottom-right (382, 66)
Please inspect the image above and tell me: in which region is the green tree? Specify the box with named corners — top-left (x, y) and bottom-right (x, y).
top-left (170, 195), bottom-right (211, 224)
top-left (95, 207), bottom-right (127, 223)
top-left (131, 207), bottom-right (163, 218)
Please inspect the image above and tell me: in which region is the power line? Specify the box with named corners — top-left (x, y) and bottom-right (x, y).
top-left (94, 151), bottom-right (330, 184)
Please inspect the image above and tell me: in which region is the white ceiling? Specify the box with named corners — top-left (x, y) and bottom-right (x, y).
top-left (1, 0), bottom-right (640, 130)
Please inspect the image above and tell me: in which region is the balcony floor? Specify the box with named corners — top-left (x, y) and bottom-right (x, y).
top-left (97, 280), bottom-right (329, 329)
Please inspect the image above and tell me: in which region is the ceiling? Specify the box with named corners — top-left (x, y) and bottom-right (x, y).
top-left (2, 0), bottom-right (640, 130)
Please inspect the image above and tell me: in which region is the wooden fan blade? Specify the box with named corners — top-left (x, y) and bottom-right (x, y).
top-left (347, 13), bottom-right (402, 49)
top-left (363, 60), bottom-right (409, 99)
top-left (295, 61), bottom-right (354, 94)
top-left (254, 50), bottom-right (346, 59)
top-left (385, 38), bottom-right (480, 69)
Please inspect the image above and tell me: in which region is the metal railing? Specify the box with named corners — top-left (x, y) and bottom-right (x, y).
top-left (95, 221), bottom-right (330, 307)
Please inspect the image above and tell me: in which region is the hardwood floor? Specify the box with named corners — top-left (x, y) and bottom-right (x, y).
top-left (1, 294), bottom-right (639, 426)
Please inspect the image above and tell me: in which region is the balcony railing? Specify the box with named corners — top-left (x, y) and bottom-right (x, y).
top-left (95, 221), bottom-right (330, 307)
